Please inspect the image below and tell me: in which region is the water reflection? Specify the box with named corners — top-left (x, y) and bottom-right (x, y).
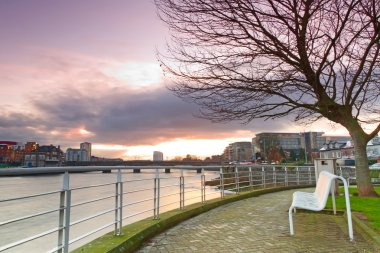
top-left (0, 170), bottom-right (220, 252)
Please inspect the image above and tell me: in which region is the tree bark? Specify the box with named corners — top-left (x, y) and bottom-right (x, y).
top-left (350, 129), bottom-right (378, 197)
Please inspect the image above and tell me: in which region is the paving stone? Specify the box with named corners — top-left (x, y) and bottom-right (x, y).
top-left (137, 189), bottom-right (376, 252)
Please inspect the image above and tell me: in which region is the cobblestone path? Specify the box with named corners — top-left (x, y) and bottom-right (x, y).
top-left (137, 189), bottom-right (376, 253)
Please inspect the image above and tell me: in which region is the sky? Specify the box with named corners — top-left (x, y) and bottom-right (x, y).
top-left (0, 0), bottom-right (350, 160)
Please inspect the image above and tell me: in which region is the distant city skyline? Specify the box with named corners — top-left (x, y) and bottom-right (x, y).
top-left (0, 0), bottom-right (350, 160)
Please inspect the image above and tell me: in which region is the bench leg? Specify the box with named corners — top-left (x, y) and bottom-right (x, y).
top-left (342, 179), bottom-right (354, 241)
top-left (331, 185), bottom-right (336, 215)
top-left (289, 207), bottom-right (294, 236)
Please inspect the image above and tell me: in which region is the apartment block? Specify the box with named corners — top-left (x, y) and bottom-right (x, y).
top-left (153, 151), bottom-right (164, 161)
top-left (226, 142), bottom-right (253, 162)
top-left (80, 142), bottom-right (92, 161)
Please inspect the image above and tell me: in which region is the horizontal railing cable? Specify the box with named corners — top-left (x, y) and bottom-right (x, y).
top-left (122, 208), bottom-right (155, 220)
top-left (70, 208), bottom-right (116, 227)
top-left (124, 187), bottom-right (154, 194)
top-left (0, 190), bottom-right (61, 203)
top-left (0, 207), bottom-right (63, 226)
top-left (69, 221), bottom-right (116, 245)
top-left (122, 197), bottom-right (154, 207)
top-left (71, 182), bottom-right (115, 191)
top-left (71, 194), bottom-right (116, 208)
top-left (0, 226), bottom-right (61, 252)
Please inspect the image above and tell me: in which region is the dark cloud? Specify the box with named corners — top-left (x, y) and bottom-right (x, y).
top-left (0, 84), bottom-right (294, 148)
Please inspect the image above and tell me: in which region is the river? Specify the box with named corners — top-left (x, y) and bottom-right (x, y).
top-left (0, 170), bottom-right (220, 252)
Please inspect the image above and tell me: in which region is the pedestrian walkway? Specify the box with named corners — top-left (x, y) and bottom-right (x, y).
top-left (137, 189), bottom-right (375, 252)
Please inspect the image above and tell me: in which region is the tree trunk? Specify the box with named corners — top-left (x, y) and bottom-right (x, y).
top-left (350, 130), bottom-right (378, 197)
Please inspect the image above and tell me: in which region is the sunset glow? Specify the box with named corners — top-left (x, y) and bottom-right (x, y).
top-left (79, 128), bottom-right (94, 136)
top-left (0, 0), bottom-right (350, 160)
top-left (104, 62), bottom-right (163, 87)
top-left (122, 138), bottom-right (252, 160)
top-left (92, 144), bottom-right (129, 151)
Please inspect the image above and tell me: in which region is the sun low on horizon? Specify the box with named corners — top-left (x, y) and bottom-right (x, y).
top-left (91, 137), bottom-right (253, 160)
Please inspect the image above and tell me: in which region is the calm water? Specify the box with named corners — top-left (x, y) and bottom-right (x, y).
top-left (0, 170), bottom-right (220, 252)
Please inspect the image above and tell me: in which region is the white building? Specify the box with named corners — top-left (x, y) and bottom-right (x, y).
top-left (153, 151), bottom-right (164, 161)
top-left (367, 136), bottom-right (380, 160)
top-left (80, 142), bottom-right (92, 161)
top-left (66, 148), bottom-right (88, 162)
top-left (320, 136), bottom-right (380, 164)
top-left (24, 154), bottom-right (46, 167)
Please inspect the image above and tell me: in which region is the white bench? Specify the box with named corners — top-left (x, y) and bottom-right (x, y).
top-left (288, 171), bottom-right (353, 240)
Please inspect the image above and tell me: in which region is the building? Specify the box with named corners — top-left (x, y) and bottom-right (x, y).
top-left (24, 144), bottom-right (64, 167)
top-left (304, 132), bottom-right (352, 162)
top-left (0, 141), bottom-right (24, 163)
top-left (226, 142), bottom-right (253, 162)
top-left (319, 140), bottom-right (355, 166)
top-left (24, 142), bottom-right (38, 154)
top-left (319, 141), bottom-right (353, 159)
top-left (320, 136), bottom-right (380, 165)
top-left (367, 136), bottom-right (380, 160)
top-left (80, 142), bottom-right (92, 161)
top-left (252, 132), bottom-right (352, 163)
top-left (153, 151), bottom-right (164, 161)
top-left (66, 148), bottom-right (89, 162)
top-left (24, 153), bottom-right (46, 167)
top-left (253, 133), bottom-right (304, 162)
top-left (66, 142), bottom-right (92, 162)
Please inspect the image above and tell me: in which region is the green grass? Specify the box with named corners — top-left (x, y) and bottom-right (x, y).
top-left (326, 187), bottom-right (380, 231)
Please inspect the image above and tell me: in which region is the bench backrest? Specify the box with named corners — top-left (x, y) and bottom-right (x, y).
top-left (314, 171), bottom-right (337, 209)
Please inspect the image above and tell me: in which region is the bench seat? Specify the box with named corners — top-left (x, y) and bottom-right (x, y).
top-left (291, 192), bottom-right (321, 211)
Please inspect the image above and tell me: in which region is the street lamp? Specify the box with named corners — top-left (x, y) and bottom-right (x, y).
top-left (260, 139), bottom-right (266, 162)
top-left (299, 132), bottom-right (308, 164)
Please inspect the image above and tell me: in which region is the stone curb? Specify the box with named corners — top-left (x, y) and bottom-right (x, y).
top-left (71, 185), bottom-right (311, 253)
top-left (351, 213), bottom-right (380, 251)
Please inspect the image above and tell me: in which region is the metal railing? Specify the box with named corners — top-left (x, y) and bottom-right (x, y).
top-left (0, 165), bottom-right (355, 252)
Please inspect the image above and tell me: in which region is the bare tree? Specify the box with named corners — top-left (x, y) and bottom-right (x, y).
top-left (155, 0), bottom-right (380, 196)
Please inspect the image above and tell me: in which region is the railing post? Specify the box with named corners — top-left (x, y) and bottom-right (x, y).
top-left (249, 167), bottom-right (252, 188)
top-left (114, 171), bottom-right (119, 235)
top-left (235, 166), bottom-right (239, 194)
top-left (308, 167), bottom-right (312, 184)
top-left (63, 172), bottom-right (71, 253)
top-left (273, 166), bottom-right (276, 187)
top-left (58, 172), bottom-right (69, 253)
top-left (180, 169), bottom-right (184, 209)
top-left (117, 169), bottom-right (123, 235)
top-left (262, 166), bottom-right (265, 188)
top-left (57, 193), bottom-right (64, 253)
top-left (201, 168), bottom-right (206, 203)
top-left (153, 169), bottom-right (160, 219)
top-left (285, 167), bottom-right (288, 186)
top-left (296, 167), bottom-right (300, 185)
top-left (220, 167), bottom-right (224, 199)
